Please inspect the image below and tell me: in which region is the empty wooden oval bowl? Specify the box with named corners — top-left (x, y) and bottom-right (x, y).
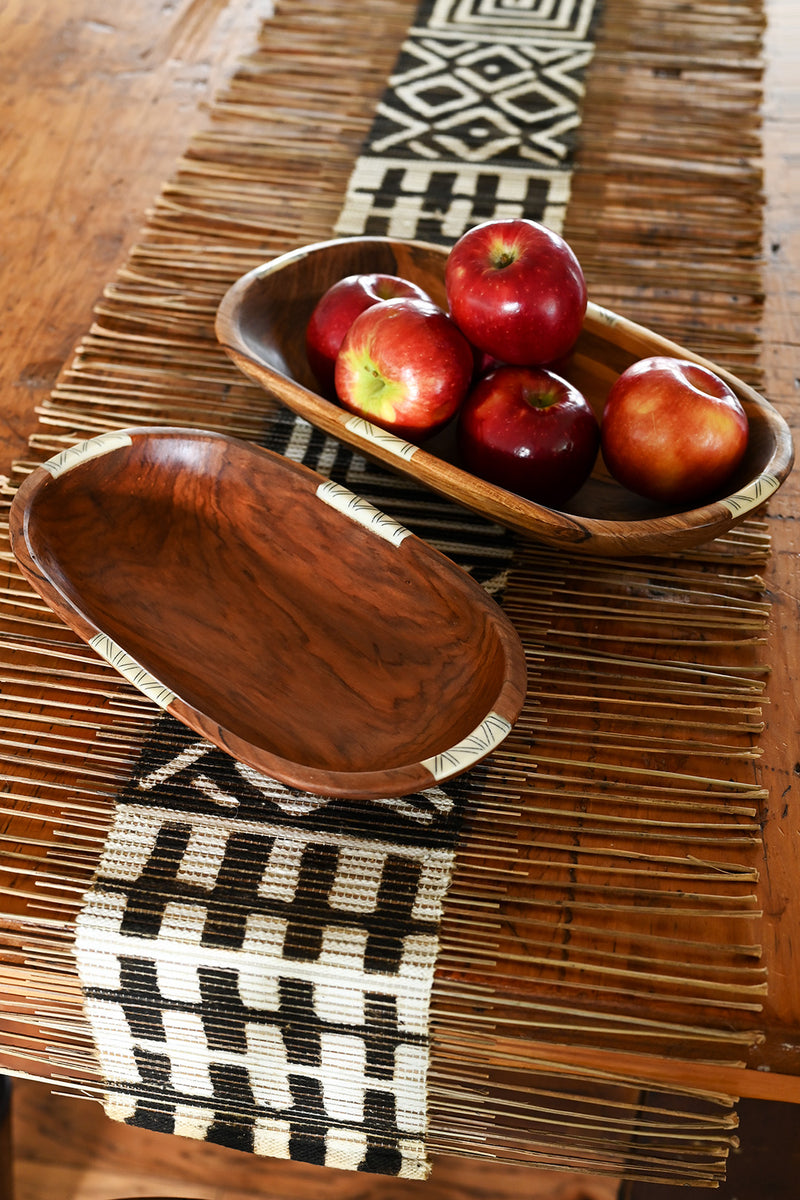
top-left (9, 428), bottom-right (527, 800)
top-left (216, 236), bottom-right (794, 557)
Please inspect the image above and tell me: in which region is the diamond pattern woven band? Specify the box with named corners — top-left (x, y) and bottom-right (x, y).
top-left (336, 0), bottom-right (601, 242)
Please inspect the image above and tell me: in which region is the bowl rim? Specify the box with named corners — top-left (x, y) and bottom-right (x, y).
top-left (215, 235), bottom-right (795, 557)
top-left (9, 425), bottom-right (528, 800)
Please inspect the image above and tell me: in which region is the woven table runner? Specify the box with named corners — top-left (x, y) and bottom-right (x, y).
top-left (72, 1), bottom-right (598, 1177)
top-left (0, 0), bottom-right (771, 1188)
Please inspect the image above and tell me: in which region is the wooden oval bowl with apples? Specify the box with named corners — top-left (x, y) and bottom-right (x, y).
top-left (9, 428), bottom-right (527, 800)
top-left (216, 236), bottom-right (794, 557)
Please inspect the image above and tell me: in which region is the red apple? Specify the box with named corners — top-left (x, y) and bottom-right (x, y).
top-left (473, 348), bottom-right (504, 377)
top-left (457, 366), bottom-right (600, 506)
top-left (305, 273), bottom-right (432, 395)
top-left (334, 297), bottom-right (474, 442)
top-left (445, 218), bottom-right (587, 367)
top-left (600, 356), bottom-right (749, 506)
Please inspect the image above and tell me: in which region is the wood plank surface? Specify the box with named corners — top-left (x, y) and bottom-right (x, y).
top-left (750, 0), bottom-right (800, 1072)
top-left (0, 1), bottom-right (799, 1189)
top-left (9, 1075), bottom-right (618, 1200)
top-left (0, 0), bottom-right (272, 473)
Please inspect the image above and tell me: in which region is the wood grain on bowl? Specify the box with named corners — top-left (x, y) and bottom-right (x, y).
top-left (215, 236), bottom-right (794, 557)
top-left (8, 428), bottom-right (527, 800)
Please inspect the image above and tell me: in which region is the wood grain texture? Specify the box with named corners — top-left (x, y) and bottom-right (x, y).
top-left (9, 428), bottom-right (526, 798)
top-left (0, 0), bottom-right (798, 1192)
top-left (0, 0), bottom-right (273, 476)
top-left (217, 237), bottom-right (793, 557)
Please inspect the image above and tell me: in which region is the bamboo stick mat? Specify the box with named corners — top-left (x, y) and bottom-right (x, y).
top-left (0, 0), bottom-right (771, 1187)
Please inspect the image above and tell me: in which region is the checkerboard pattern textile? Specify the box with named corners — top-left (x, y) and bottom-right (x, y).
top-left (336, 0), bottom-right (602, 241)
top-left (76, 720), bottom-right (475, 1178)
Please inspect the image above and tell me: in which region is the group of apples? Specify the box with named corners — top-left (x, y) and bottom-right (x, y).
top-left (305, 218), bottom-right (749, 509)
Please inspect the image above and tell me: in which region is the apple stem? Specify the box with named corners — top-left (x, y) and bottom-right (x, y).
top-left (363, 368), bottom-right (387, 400)
top-left (524, 386), bottom-right (558, 410)
top-left (490, 249), bottom-right (517, 270)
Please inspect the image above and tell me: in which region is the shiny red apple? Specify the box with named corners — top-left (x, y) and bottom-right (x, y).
top-left (600, 356), bottom-right (749, 505)
top-left (334, 297), bottom-right (474, 442)
top-left (444, 218), bottom-right (587, 367)
top-left (305, 272), bottom-right (432, 395)
top-left (457, 365), bottom-right (600, 506)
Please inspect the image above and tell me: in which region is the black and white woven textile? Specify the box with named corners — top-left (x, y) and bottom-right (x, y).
top-left (76, 717), bottom-right (476, 1178)
top-left (335, 0), bottom-right (602, 243)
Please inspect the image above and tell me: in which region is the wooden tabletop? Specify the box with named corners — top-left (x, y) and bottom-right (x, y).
top-left (0, 0), bottom-right (799, 1116)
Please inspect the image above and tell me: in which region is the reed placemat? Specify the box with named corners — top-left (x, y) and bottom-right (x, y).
top-left (0, 0), bottom-right (771, 1187)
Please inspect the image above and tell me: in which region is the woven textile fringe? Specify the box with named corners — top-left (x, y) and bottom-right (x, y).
top-left (564, 0), bottom-right (767, 386)
top-left (0, 0), bottom-right (770, 1188)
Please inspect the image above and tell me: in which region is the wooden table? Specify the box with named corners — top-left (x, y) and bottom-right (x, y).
top-left (1, 0), bottom-right (799, 1177)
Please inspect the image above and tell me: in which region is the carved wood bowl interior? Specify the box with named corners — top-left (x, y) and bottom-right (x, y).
top-left (216, 236), bottom-right (794, 557)
top-left (9, 428), bottom-right (527, 800)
